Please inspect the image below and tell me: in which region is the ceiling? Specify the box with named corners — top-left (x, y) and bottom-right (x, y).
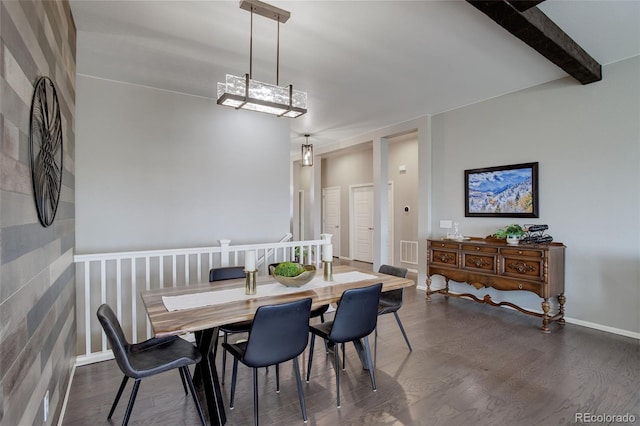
top-left (69, 0), bottom-right (640, 152)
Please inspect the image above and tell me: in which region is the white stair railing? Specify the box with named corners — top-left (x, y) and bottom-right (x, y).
top-left (74, 234), bottom-right (331, 365)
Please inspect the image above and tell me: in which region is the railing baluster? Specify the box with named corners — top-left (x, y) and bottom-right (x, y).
top-left (197, 254), bottom-right (202, 283)
top-left (101, 260), bottom-right (107, 352)
top-left (185, 254), bottom-right (190, 284)
top-left (159, 255), bottom-right (164, 288)
top-left (116, 259), bottom-right (122, 321)
top-left (131, 258), bottom-right (137, 343)
top-left (145, 256), bottom-right (151, 339)
top-left (172, 255), bottom-right (177, 287)
top-left (84, 261), bottom-right (91, 356)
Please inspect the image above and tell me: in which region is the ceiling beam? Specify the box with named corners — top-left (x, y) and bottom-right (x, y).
top-left (467, 0), bottom-right (602, 84)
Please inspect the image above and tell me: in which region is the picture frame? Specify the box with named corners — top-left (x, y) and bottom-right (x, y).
top-left (465, 162), bottom-right (539, 218)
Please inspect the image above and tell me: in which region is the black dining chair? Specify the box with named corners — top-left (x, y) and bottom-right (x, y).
top-left (375, 265), bottom-right (412, 366)
top-left (223, 298), bottom-right (312, 426)
top-left (209, 266), bottom-right (254, 384)
top-left (96, 304), bottom-right (205, 426)
top-left (306, 283), bottom-right (382, 408)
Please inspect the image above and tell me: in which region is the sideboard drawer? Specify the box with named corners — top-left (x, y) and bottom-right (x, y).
top-left (430, 249), bottom-right (458, 267)
top-left (462, 253), bottom-right (496, 273)
top-left (500, 247), bottom-right (543, 258)
top-left (501, 256), bottom-right (543, 281)
top-left (463, 245), bottom-right (498, 254)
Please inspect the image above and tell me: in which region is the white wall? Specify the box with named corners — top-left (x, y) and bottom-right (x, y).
top-left (430, 56), bottom-right (640, 334)
top-left (75, 76), bottom-right (291, 253)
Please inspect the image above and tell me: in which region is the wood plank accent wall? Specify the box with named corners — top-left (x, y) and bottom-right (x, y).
top-left (0, 1), bottom-right (76, 425)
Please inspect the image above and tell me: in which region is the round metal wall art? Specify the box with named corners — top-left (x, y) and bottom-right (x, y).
top-left (29, 76), bottom-right (63, 227)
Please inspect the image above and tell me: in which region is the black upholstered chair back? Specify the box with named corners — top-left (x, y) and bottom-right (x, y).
top-left (330, 283), bottom-right (382, 343)
top-left (97, 304), bottom-right (135, 376)
top-left (378, 264), bottom-right (409, 306)
top-left (209, 266), bottom-right (245, 282)
top-left (243, 298), bottom-right (312, 368)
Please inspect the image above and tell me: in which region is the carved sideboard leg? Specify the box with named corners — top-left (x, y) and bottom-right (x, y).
top-left (444, 278), bottom-right (450, 299)
top-left (557, 294), bottom-right (566, 325)
top-left (541, 298), bottom-right (551, 333)
top-left (426, 276), bottom-right (432, 302)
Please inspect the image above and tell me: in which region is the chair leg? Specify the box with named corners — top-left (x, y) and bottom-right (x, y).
top-left (108, 375), bottom-right (129, 420)
top-left (306, 334), bottom-right (316, 382)
top-left (221, 332), bottom-right (229, 385)
top-left (229, 357), bottom-right (239, 410)
top-left (334, 345), bottom-right (341, 408)
top-left (178, 367), bottom-right (189, 395)
top-left (122, 379), bottom-right (141, 426)
top-left (341, 343), bottom-right (346, 371)
top-left (393, 311), bottom-right (413, 351)
top-left (182, 366), bottom-right (206, 426)
top-left (374, 326), bottom-right (378, 367)
top-left (292, 357), bottom-right (308, 423)
top-left (363, 336), bottom-right (377, 392)
top-left (253, 368), bottom-right (259, 426)
top-left (275, 363), bottom-right (280, 393)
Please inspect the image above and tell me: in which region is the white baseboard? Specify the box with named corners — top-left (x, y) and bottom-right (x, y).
top-left (57, 362), bottom-right (76, 426)
top-left (414, 286), bottom-right (639, 340)
top-left (75, 350), bottom-right (114, 367)
top-left (563, 317), bottom-right (640, 340)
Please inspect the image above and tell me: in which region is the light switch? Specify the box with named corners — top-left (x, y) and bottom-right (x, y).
top-left (440, 220), bottom-right (453, 229)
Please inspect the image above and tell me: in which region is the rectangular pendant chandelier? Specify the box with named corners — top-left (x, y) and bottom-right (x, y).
top-left (217, 0), bottom-right (307, 118)
top-left (217, 74), bottom-right (307, 118)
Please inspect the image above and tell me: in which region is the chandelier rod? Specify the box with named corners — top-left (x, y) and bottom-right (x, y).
top-left (276, 20), bottom-right (280, 85)
top-left (249, 6), bottom-right (253, 79)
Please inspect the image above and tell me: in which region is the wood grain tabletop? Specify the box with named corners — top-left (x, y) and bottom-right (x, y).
top-left (141, 265), bottom-right (415, 338)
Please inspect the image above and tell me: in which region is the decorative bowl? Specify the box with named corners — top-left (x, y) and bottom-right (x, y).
top-left (269, 264), bottom-right (316, 287)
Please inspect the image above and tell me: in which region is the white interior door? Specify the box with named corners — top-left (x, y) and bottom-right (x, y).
top-left (322, 187), bottom-right (341, 257)
top-left (350, 183), bottom-right (393, 264)
top-left (353, 186), bottom-right (374, 262)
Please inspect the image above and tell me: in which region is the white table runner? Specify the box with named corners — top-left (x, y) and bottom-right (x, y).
top-left (162, 271), bottom-right (379, 312)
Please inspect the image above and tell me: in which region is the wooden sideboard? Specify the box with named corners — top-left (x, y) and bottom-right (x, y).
top-left (426, 237), bottom-right (566, 332)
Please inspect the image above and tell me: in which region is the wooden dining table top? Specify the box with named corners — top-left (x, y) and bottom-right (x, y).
top-left (141, 265), bottom-right (415, 338)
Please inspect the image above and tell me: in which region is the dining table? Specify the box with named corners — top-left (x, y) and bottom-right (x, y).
top-left (140, 264), bottom-right (416, 425)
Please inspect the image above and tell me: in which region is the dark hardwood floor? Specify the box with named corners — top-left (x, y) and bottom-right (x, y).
top-left (63, 266), bottom-right (639, 425)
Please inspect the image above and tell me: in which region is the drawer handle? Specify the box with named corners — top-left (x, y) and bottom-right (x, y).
top-left (518, 283), bottom-right (523, 290)
top-left (468, 257), bottom-right (490, 268)
top-left (437, 253), bottom-right (454, 263)
top-left (508, 262), bottom-right (535, 274)
top-left (476, 247), bottom-right (480, 251)
top-left (518, 250), bottom-right (523, 255)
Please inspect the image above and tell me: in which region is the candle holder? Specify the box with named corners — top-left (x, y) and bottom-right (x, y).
top-left (323, 261), bottom-right (333, 281)
top-left (245, 270), bottom-right (257, 295)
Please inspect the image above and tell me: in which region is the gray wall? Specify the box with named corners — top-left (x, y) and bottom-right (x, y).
top-left (430, 56), bottom-right (640, 334)
top-left (388, 135), bottom-right (419, 267)
top-left (0, 1), bottom-right (76, 425)
top-left (321, 136), bottom-right (419, 267)
top-left (75, 75), bottom-right (291, 253)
